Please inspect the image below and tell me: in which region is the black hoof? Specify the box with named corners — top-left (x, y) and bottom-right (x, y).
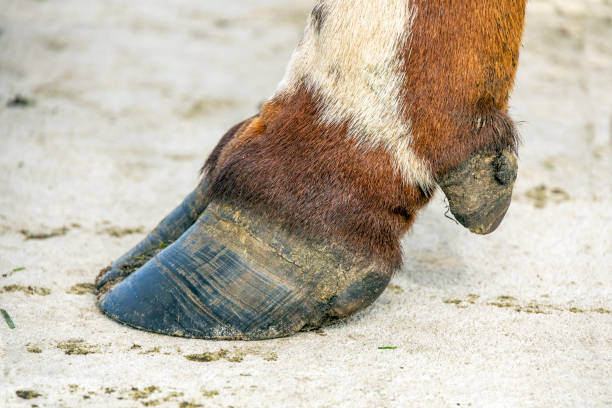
top-left (96, 180), bottom-right (210, 290)
top-left (438, 149), bottom-right (517, 234)
top-left (97, 200), bottom-right (391, 340)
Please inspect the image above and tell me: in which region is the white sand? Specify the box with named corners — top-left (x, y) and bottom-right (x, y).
top-left (0, 0), bottom-right (610, 407)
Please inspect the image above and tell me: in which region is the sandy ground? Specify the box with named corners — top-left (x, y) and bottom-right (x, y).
top-left (0, 0), bottom-right (611, 407)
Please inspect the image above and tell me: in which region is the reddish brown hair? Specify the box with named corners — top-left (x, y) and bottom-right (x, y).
top-left (203, 1), bottom-right (526, 271)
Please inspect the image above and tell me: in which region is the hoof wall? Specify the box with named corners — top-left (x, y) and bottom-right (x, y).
top-left (96, 182), bottom-right (209, 290)
top-left (97, 201), bottom-right (391, 340)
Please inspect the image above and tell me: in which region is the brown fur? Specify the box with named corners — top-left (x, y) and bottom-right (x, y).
top-left (205, 85), bottom-right (430, 270)
top-left (403, 0), bottom-right (526, 176)
top-left (202, 1), bottom-right (526, 270)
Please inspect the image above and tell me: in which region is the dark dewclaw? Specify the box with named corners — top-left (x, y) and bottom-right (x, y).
top-left (438, 149), bottom-right (518, 235)
top-left (95, 180), bottom-right (210, 289)
top-left (97, 200), bottom-right (391, 340)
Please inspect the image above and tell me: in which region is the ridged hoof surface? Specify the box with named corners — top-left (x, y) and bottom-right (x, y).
top-left (97, 200), bottom-right (391, 340)
top-left (96, 181), bottom-right (209, 290)
top-left (438, 149), bottom-right (518, 234)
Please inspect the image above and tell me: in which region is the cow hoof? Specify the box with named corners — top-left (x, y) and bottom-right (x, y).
top-left (96, 199), bottom-right (391, 340)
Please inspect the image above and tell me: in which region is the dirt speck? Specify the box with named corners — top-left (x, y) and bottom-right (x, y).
top-left (26, 345), bottom-right (42, 353)
top-left (201, 388), bottom-right (219, 398)
top-left (441, 294), bottom-right (605, 315)
top-left (165, 391), bottom-right (184, 400)
top-left (467, 294), bottom-right (480, 304)
top-left (68, 384), bottom-right (79, 393)
top-left (486, 295), bottom-right (517, 307)
top-left (525, 185), bottom-right (570, 208)
top-left (2, 285), bottom-right (51, 296)
top-left (179, 402), bottom-right (203, 408)
top-left (57, 339), bottom-right (99, 355)
top-left (115, 248), bottom-right (164, 276)
top-left (387, 284), bottom-right (404, 294)
top-left (100, 226), bottom-right (144, 238)
top-left (263, 352), bottom-right (278, 361)
top-left (520, 303), bottom-right (551, 315)
top-left (7, 94), bottom-right (35, 108)
top-left (2, 266), bottom-right (25, 278)
top-left (16, 390), bottom-right (40, 399)
top-left (139, 390), bottom-right (186, 406)
top-left (185, 348), bottom-right (243, 363)
top-left (66, 282), bottom-right (95, 295)
top-left (487, 301), bottom-right (517, 309)
top-left (129, 386), bottom-right (159, 400)
top-left (139, 346), bottom-right (161, 355)
top-left (20, 226), bottom-right (69, 240)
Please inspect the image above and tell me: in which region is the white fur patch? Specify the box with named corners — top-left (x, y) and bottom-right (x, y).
top-left (275, 0), bottom-right (434, 190)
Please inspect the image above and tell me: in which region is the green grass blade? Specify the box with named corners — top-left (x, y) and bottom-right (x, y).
top-left (1, 309), bottom-right (15, 329)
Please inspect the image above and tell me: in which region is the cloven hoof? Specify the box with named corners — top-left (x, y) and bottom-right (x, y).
top-left (95, 150), bottom-right (517, 340)
top-left (437, 149), bottom-right (518, 234)
top-left (96, 200), bottom-right (390, 340)
top-left (95, 180), bottom-right (210, 290)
